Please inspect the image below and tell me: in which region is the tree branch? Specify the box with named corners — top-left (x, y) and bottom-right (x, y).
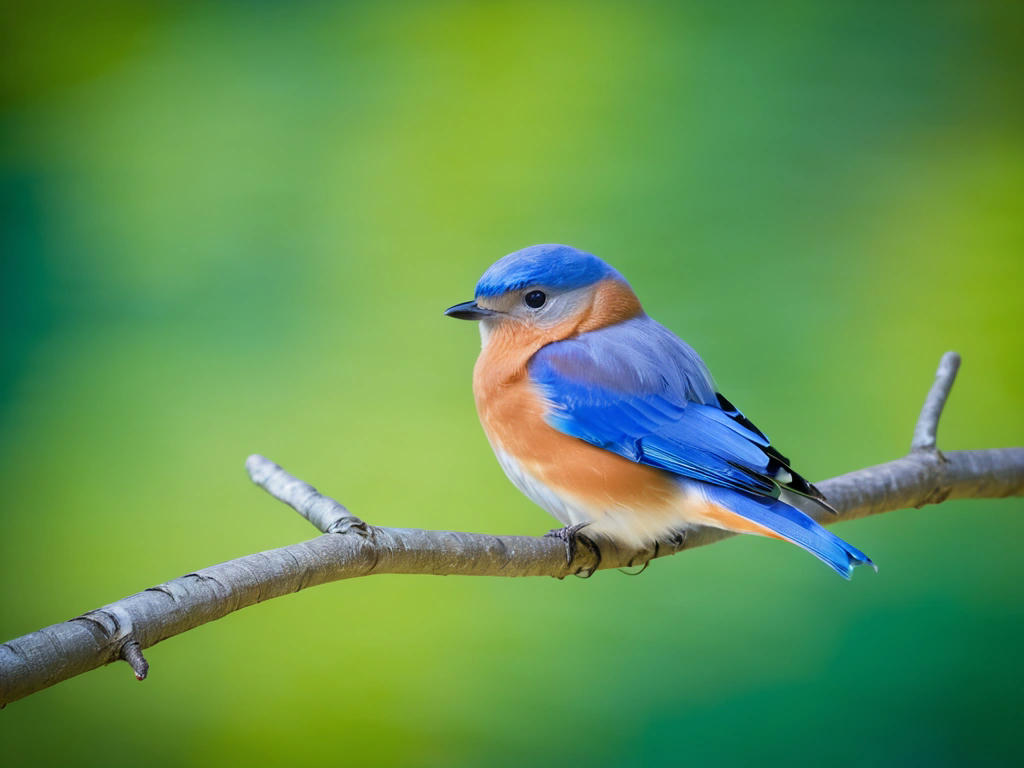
top-left (2, 352), bottom-right (1021, 707)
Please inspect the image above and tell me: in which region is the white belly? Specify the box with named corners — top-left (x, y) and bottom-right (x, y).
top-left (491, 445), bottom-right (593, 527)
top-left (490, 443), bottom-right (708, 549)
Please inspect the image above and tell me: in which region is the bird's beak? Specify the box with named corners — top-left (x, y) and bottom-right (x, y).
top-left (444, 300), bottom-right (497, 321)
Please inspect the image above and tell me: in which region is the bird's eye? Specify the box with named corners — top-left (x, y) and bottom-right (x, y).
top-left (524, 290), bottom-right (546, 309)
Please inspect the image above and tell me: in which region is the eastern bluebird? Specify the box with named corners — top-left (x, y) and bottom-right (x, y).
top-left (445, 244), bottom-right (874, 578)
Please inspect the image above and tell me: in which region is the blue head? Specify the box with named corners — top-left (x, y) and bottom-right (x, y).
top-left (474, 244), bottom-right (623, 298)
top-left (444, 244), bottom-right (639, 337)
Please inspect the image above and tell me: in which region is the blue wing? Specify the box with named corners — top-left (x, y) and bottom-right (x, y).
top-left (528, 315), bottom-right (819, 501)
top-left (528, 315), bottom-right (872, 577)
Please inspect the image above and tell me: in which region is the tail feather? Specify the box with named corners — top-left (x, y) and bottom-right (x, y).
top-left (701, 485), bottom-right (874, 579)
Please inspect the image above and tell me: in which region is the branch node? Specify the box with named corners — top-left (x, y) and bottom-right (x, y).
top-left (911, 351), bottom-right (961, 453)
top-left (120, 641), bottom-right (149, 681)
top-left (326, 517), bottom-right (371, 536)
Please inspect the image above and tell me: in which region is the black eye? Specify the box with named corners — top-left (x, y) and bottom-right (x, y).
top-left (524, 290), bottom-right (546, 308)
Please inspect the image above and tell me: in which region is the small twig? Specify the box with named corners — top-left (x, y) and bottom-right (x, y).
top-left (120, 641), bottom-right (149, 681)
top-left (245, 455), bottom-right (368, 534)
top-left (912, 351), bottom-right (962, 452)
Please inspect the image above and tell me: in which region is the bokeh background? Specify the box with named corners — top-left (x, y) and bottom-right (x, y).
top-left (2, 1), bottom-right (1022, 765)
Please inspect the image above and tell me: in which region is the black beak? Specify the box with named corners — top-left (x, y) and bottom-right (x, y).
top-left (444, 300), bottom-right (496, 321)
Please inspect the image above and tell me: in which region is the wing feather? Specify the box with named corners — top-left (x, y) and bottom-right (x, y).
top-left (529, 316), bottom-right (823, 502)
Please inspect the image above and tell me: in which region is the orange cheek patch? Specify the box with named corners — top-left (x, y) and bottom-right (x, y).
top-left (575, 279), bottom-right (643, 333)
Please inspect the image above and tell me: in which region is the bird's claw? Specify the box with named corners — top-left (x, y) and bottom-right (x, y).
top-left (545, 523), bottom-right (601, 575)
top-left (664, 529), bottom-right (688, 552)
top-left (544, 522), bottom-right (588, 562)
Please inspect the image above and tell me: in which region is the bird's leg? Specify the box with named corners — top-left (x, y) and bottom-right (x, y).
top-left (544, 522), bottom-right (601, 573)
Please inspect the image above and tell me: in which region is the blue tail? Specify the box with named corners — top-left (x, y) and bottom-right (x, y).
top-left (703, 485), bottom-right (875, 579)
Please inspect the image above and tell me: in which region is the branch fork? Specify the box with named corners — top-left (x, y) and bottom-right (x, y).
top-left (907, 351), bottom-right (961, 506)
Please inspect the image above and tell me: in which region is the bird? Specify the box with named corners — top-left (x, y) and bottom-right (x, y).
top-left (444, 244), bottom-right (874, 578)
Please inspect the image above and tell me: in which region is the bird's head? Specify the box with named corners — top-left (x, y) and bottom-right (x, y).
top-left (445, 244), bottom-right (643, 347)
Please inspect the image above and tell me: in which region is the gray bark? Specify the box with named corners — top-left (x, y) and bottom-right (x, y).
top-left (1, 353), bottom-right (1021, 707)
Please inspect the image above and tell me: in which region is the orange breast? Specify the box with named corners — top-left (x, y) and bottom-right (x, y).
top-left (479, 374), bottom-right (678, 507)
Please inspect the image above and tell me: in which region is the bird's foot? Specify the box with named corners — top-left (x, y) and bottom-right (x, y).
top-left (544, 522), bottom-right (589, 563)
top-left (618, 530), bottom-right (687, 575)
top-left (663, 529), bottom-right (688, 552)
top-left (545, 523), bottom-right (601, 576)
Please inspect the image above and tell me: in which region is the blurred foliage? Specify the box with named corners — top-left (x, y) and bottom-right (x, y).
top-left (1, 1), bottom-right (1022, 766)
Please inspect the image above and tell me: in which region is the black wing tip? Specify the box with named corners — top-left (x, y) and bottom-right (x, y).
top-left (715, 391), bottom-right (837, 514)
top-left (806, 482), bottom-right (839, 515)
top-left (715, 392), bottom-right (769, 442)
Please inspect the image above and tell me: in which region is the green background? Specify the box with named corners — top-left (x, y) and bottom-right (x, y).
top-left (2, 1), bottom-right (1022, 765)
